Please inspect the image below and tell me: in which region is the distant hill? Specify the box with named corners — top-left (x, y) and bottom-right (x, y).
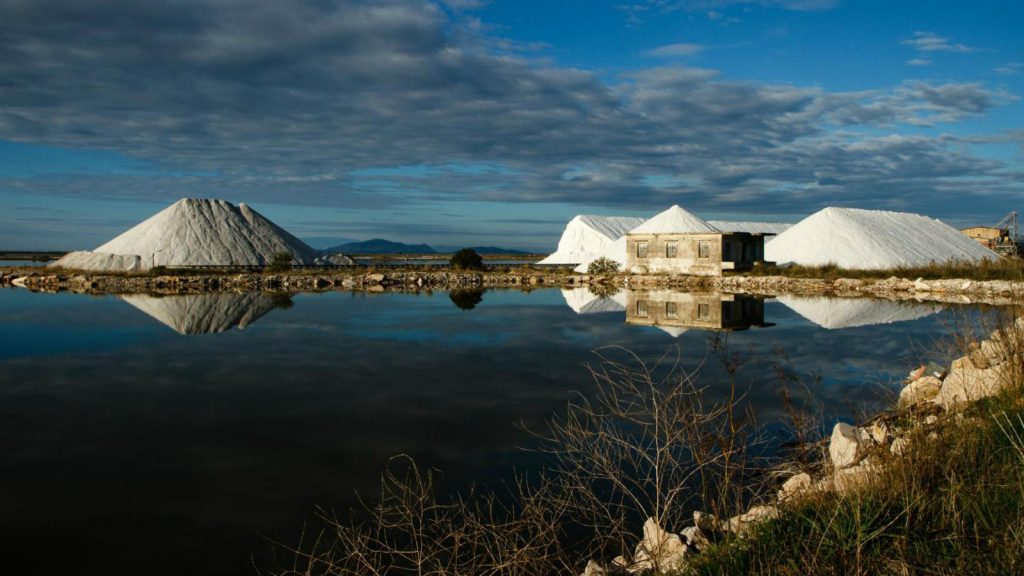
top-left (324, 239), bottom-right (436, 254)
top-left (302, 236), bottom-right (359, 250)
top-left (437, 246), bottom-right (533, 255)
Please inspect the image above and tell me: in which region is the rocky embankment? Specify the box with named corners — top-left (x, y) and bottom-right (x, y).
top-left (2, 267), bottom-right (1022, 305)
top-left (579, 317), bottom-right (1024, 576)
top-left (0, 269), bottom-right (567, 294)
top-left (624, 274), bottom-right (1024, 305)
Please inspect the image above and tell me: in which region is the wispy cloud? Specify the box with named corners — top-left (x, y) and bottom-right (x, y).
top-left (906, 58), bottom-right (932, 67)
top-left (993, 63), bottom-right (1021, 75)
top-left (902, 31), bottom-right (977, 53)
top-left (647, 43), bottom-right (705, 57)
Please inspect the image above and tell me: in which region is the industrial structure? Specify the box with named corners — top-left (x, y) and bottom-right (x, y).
top-left (961, 211), bottom-right (1021, 257)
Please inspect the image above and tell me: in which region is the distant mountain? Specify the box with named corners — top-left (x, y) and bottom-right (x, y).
top-left (436, 246), bottom-right (534, 255)
top-left (302, 236), bottom-right (359, 250)
top-left (324, 239), bottom-right (436, 254)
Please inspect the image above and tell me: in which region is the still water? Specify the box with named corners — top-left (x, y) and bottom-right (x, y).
top-left (0, 287), bottom-right (963, 575)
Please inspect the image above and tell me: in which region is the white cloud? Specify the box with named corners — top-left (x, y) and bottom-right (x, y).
top-left (902, 31), bottom-right (976, 53)
top-left (647, 43), bottom-right (705, 57)
top-left (906, 58), bottom-right (932, 66)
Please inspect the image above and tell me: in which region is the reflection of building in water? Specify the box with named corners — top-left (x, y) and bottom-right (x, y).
top-left (626, 290), bottom-right (770, 333)
top-left (119, 292), bottom-right (281, 334)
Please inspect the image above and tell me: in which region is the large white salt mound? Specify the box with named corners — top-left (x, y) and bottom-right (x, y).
top-left (51, 198), bottom-right (317, 271)
top-left (561, 287), bottom-right (628, 314)
top-left (52, 251), bottom-right (145, 272)
top-left (708, 220), bottom-right (792, 235)
top-left (765, 207), bottom-right (998, 269)
top-left (631, 205), bottom-right (719, 234)
top-left (777, 295), bottom-right (942, 330)
top-left (120, 292), bottom-right (278, 334)
top-left (573, 236), bottom-right (627, 273)
top-left (540, 215), bottom-right (645, 265)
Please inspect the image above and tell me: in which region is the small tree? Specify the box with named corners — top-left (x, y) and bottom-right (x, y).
top-left (587, 257), bottom-right (620, 275)
top-left (268, 251), bottom-right (294, 272)
top-left (450, 248), bottom-right (484, 270)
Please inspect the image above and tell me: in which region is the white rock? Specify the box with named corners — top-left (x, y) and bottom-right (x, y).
top-left (899, 376), bottom-right (942, 407)
top-left (632, 518), bottom-right (689, 573)
top-left (680, 525), bottom-right (709, 550)
top-left (778, 472), bottom-right (812, 500)
top-left (829, 422), bottom-right (871, 470)
top-left (580, 560), bottom-right (606, 576)
top-left (724, 505), bottom-right (779, 535)
top-left (890, 437), bottom-right (910, 456)
top-left (831, 462), bottom-right (881, 494)
top-left (934, 362), bottom-right (1009, 409)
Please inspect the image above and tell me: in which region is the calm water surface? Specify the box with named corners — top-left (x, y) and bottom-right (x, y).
top-left (0, 287), bottom-right (965, 575)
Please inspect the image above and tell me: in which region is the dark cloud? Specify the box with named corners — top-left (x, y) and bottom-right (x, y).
top-left (0, 0), bottom-right (1018, 222)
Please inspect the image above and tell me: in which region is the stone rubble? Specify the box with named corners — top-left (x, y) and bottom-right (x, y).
top-left (579, 312), bottom-right (1023, 576)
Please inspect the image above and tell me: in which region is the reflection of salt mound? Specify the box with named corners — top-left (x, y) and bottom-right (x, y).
top-left (51, 198), bottom-right (317, 272)
top-left (655, 326), bottom-right (688, 338)
top-left (765, 207), bottom-right (997, 269)
top-left (540, 215), bottom-right (645, 265)
top-left (561, 288), bottom-right (627, 314)
top-left (120, 293), bottom-right (279, 334)
top-left (777, 295), bottom-right (942, 330)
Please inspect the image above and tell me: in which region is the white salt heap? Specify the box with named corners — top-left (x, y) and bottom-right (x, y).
top-left (766, 207), bottom-right (997, 269)
top-left (51, 198), bottom-right (317, 272)
top-left (777, 295), bottom-right (942, 330)
top-left (708, 220), bottom-right (791, 235)
top-left (540, 215), bottom-right (645, 265)
top-left (631, 205), bottom-right (718, 234)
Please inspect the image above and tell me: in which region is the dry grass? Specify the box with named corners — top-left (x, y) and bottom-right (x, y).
top-left (747, 258), bottom-right (1024, 282)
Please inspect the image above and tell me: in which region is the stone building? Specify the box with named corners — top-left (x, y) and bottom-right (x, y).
top-left (626, 206), bottom-right (773, 276)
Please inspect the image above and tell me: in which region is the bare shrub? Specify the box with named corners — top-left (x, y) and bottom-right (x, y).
top-left (529, 344), bottom-right (764, 571)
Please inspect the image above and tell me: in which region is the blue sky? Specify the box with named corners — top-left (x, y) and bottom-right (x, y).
top-left (0, 0), bottom-right (1021, 251)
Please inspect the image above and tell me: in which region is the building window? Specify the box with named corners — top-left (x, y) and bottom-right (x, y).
top-left (698, 241), bottom-right (711, 259)
top-left (665, 241), bottom-right (678, 258)
top-left (665, 301), bottom-right (678, 319)
top-left (722, 240), bottom-right (732, 261)
top-left (636, 241), bottom-right (649, 259)
top-left (636, 300), bottom-right (648, 317)
top-left (697, 303), bottom-right (711, 320)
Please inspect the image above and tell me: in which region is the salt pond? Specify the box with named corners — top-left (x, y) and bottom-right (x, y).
top-left (0, 287), bottom-right (974, 575)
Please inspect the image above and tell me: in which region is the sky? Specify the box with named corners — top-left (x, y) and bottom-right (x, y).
top-left (0, 0), bottom-right (1021, 251)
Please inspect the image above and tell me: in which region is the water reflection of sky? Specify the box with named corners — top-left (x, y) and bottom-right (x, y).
top-left (0, 287), bottom-right (967, 575)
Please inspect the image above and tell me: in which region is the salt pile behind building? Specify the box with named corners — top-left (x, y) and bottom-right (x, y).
top-left (765, 207), bottom-right (998, 269)
top-left (539, 215), bottom-right (645, 265)
top-left (51, 198), bottom-right (318, 272)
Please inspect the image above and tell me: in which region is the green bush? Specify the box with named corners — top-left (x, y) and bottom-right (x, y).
top-left (450, 248), bottom-right (484, 271)
top-left (586, 257), bottom-right (620, 275)
top-left (267, 251), bottom-right (294, 272)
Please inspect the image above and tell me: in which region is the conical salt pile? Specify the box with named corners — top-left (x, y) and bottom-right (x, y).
top-left (631, 205), bottom-right (719, 234)
top-left (765, 207), bottom-right (998, 269)
top-left (51, 198), bottom-right (317, 271)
